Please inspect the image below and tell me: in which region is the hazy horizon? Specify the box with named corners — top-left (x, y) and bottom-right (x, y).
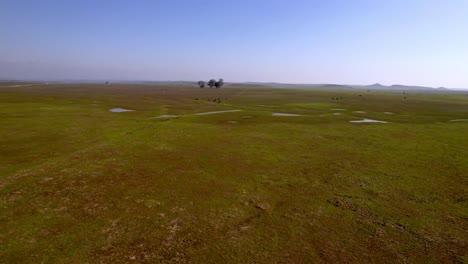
top-left (1, 0), bottom-right (467, 88)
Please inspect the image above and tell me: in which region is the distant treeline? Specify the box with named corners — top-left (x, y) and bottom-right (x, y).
top-left (198, 78), bottom-right (224, 88)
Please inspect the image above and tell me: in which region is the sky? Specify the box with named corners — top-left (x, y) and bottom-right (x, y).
top-left (1, 0), bottom-right (467, 88)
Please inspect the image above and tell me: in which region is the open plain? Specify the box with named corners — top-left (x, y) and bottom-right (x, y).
top-left (0, 83), bottom-right (467, 263)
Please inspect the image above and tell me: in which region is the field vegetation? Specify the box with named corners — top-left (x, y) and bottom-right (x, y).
top-left (0, 83), bottom-right (467, 263)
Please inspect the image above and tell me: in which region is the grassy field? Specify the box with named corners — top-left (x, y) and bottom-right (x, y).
top-left (0, 83), bottom-right (467, 263)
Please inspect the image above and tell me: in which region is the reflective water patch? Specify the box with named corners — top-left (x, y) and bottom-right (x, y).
top-left (110, 108), bottom-right (134, 112)
top-left (195, 110), bottom-right (242, 115)
top-left (350, 118), bottom-right (388, 123)
top-left (272, 113), bottom-right (302, 116)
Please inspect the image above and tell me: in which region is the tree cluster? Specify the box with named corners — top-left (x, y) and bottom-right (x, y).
top-left (198, 78), bottom-right (224, 88)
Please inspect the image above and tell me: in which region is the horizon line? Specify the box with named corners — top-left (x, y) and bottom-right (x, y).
top-left (1, 78), bottom-right (467, 90)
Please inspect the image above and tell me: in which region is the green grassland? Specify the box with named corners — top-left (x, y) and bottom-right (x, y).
top-left (0, 84), bottom-right (467, 263)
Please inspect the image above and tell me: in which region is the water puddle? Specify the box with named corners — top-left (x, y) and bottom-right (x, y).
top-left (195, 110), bottom-right (242, 115)
top-left (110, 108), bottom-right (134, 113)
top-left (353, 111), bottom-right (366, 114)
top-left (331, 108), bottom-right (347, 111)
top-left (272, 113), bottom-right (302, 116)
top-left (350, 118), bottom-right (388, 123)
top-left (449, 119), bottom-right (468, 122)
top-left (151, 110), bottom-right (242, 119)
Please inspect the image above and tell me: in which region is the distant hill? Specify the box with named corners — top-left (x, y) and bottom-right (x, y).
top-left (364, 83), bottom-right (386, 89)
top-left (236, 82), bottom-right (452, 91)
top-left (355, 83), bottom-right (449, 91)
top-left (240, 82), bottom-right (354, 89)
top-left (389, 84), bottom-right (447, 91)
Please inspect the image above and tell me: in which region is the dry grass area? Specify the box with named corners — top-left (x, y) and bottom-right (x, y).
top-left (0, 83), bottom-right (467, 263)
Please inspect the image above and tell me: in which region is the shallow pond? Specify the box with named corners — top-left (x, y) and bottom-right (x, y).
top-left (195, 110), bottom-right (242, 115)
top-left (110, 108), bottom-right (134, 113)
top-left (272, 113), bottom-right (302, 116)
top-left (350, 118), bottom-right (388, 123)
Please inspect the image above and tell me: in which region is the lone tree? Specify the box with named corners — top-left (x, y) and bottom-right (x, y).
top-left (197, 81), bottom-right (205, 88)
top-left (208, 79), bottom-right (216, 88)
top-left (215, 78), bottom-right (224, 88)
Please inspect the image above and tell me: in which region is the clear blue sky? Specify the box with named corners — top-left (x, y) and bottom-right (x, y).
top-left (1, 0), bottom-right (467, 87)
